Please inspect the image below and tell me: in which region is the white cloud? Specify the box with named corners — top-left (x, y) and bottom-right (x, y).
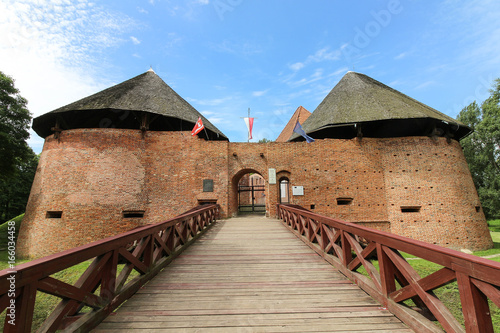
top-left (0, 0), bottom-right (136, 152)
top-left (0, 0), bottom-right (133, 116)
top-left (130, 36), bottom-right (141, 44)
top-left (416, 1), bottom-right (500, 76)
top-left (207, 117), bottom-right (225, 125)
top-left (188, 96), bottom-right (233, 106)
top-left (289, 62), bottom-right (305, 71)
top-left (209, 40), bottom-right (263, 56)
top-left (289, 47), bottom-right (341, 73)
top-left (307, 47), bottom-right (341, 62)
top-left (287, 68), bottom-right (324, 88)
top-left (389, 79), bottom-right (403, 87)
top-left (195, 0), bottom-right (210, 4)
top-left (415, 80), bottom-right (435, 90)
top-left (394, 52), bottom-right (408, 60)
top-left (252, 90), bottom-right (269, 97)
top-left (330, 67), bottom-right (349, 76)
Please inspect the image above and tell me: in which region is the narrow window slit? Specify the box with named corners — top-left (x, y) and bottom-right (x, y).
top-left (46, 211), bottom-right (62, 218)
top-left (123, 210), bottom-right (145, 218)
top-left (337, 198), bottom-right (353, 206)
top-left (401, 206), bottom-right (421, 213)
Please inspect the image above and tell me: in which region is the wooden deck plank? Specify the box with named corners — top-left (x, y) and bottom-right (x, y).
top-left (93, 216), bottom-right (413, 332)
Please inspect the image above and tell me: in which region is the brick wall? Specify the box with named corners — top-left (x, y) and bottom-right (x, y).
top-left (18, 129), bottom-right (492, 258)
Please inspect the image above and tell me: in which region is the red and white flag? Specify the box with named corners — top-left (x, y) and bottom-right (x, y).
top-left (244, 117), bottom-right (254, 140)
top-left (191, 117), bottom-right (204, 136)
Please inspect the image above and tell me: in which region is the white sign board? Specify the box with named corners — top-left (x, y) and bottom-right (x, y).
top-left (268, 168), bottom-right (276, 184)
top-left (292, 186), bottom-right (304, 196)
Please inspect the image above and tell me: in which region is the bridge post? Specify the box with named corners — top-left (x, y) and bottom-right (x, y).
top-left (341, 230), bottom-right (352, 266)
top-left (456, 272), bottom-right (494, 333)
top-left (377, 243), bottom-right (397, 303)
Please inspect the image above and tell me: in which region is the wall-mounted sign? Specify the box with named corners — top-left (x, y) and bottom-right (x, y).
top-left (292, 186), bottom-right (304, 196)
top-left (268, 168), bottom-right (276, 184)
top-left (203, 179), bottom-right (214, 192)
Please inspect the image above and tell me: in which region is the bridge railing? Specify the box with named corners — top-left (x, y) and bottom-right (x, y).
top-left (277, 204), bottom-right (500, 333)
top-left (0, 204), bottom-right (219, 332)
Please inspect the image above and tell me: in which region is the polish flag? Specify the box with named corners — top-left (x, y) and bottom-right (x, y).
top-left (244, 117), bottom-right (254, 140)
top-left (191, 117), bottom-right (204, 136)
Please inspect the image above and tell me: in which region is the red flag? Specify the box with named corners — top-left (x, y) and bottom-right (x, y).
top-left (244, 117), bottom-right (254, 140)
top-left (191, 117), bottom-right (204, 136)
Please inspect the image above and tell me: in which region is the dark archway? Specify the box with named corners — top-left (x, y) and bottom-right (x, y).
top-left (238, 173), bottom-right (266, 213)
top-left (229, 168), bottom-right (267, 217)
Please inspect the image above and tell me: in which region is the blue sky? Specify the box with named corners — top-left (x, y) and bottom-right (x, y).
top-left (1, 0), bottom-right (500, 153)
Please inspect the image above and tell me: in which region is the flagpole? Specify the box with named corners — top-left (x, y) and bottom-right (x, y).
top-left (247, 108), bottom-right (250, 143)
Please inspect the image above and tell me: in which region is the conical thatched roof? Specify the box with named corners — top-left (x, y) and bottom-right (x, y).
top-left (33, 69), bottom-right (228, 141)
top-left (290, 72), bottom-right (470, 141)
top-left (275, 106), bottom-right (311, 142)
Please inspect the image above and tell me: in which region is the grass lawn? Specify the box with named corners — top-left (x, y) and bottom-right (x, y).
top-left (474, 220), bottom-right (500, 261)
top-left (0, 213), bottom-right (24, 250)
top-left (488, 219), bottom-right (500, 232)
top-left (474, 230), bottom-right (500, 261)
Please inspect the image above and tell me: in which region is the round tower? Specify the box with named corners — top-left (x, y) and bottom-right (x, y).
top-left (289, 71), bottom-right (491, 251)
top-left (18, 70), bottom-right (228, 258)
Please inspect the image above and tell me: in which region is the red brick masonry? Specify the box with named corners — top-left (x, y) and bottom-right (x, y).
top-left (18, 129), bottom-right (493, 258)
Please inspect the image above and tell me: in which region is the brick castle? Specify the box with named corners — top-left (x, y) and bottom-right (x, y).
top-left (18, 70), bottom-right (493, 258)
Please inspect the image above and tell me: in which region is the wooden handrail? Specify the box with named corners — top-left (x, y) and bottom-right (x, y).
top-left (277, 204), bottom-right (500, 333)
top-left (1, 204), bottom-right (220, 332)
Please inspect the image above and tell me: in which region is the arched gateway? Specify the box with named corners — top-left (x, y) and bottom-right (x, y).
top-left (18, 70), bottom-right (493, 258)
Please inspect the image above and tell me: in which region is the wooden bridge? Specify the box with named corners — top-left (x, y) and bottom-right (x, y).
top-left (1, 204), bottom-right (499, 332)
top-left (95, 216), bottom-right (410, 332)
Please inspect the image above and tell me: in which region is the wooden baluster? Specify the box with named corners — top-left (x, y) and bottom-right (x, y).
top-left (4, 283), bottom-right (36, 333)
top-left (377, 243), bottom-right (396, 306)
top-left (341, 230), bottom-right (352, 267)
top-left (142, 235), bottom-right (154, 269)
top-left (456, 272), bottom-right (494, 333)
top-left (101, 249), bottom-right (119, 302)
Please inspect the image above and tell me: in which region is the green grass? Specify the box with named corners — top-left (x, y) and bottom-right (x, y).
top-left (0, 213), bottom-right (24, 250)
top-left (474, 231), bottom-right (500, 261)
top-left (471, 220), bottom-right (500, 261)
top-left (488, 219), bottom-right (500, 232)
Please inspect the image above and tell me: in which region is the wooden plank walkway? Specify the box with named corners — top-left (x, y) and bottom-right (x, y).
top-left (94, 216), bottom-right (413, 332)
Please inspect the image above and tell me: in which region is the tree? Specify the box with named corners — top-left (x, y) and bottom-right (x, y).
top-left (0, 71), bottom-right (36, 223)
top-left (258, 138), bottom-right (272, 143)
top-left (457, 78), bottom-right (500, 219)
top-left (0, 149), bottom-right (38, 222)
top-left (0, 71), bottom-right (32, 179)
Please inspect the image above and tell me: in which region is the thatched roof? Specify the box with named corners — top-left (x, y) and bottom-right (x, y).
top-left (290, 72), bottom-right (470, 141)
top-left (275, 106), bottom-right (311, 142)
top-left (33, 69), bottom-right (228, 141)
